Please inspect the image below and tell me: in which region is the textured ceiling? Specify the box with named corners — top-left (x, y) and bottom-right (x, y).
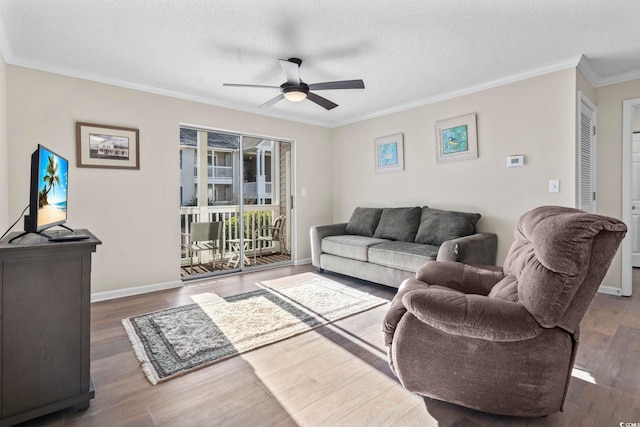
top-left (1, 0), bottom-right (639, 127)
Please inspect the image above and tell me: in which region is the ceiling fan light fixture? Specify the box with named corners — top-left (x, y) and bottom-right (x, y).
top-left (283, 89), bottom-right (307, 102)
top-left (224, 58), bottom-right (364, 110)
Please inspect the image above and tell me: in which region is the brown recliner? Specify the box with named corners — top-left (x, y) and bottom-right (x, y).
top-left (382, 206), bottom-right (627, 417)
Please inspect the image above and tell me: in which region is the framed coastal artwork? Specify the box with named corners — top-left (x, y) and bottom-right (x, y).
top-left (76, 122), bottom-right (140, 169)
top-left (374, 133), bottom-right (404, 173)
top-left (435, 113), bottom-right (478, 163)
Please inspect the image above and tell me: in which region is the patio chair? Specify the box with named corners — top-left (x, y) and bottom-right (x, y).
top-left (182, 222), bottom-right (222, 274)
top-left (255, 215), bottom-right (287, 260)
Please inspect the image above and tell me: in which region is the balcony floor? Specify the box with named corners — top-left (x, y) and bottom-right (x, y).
top-left (181, 252), bottom-right (291, 277)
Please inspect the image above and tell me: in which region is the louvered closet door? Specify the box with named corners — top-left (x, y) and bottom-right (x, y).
top-left (632, 130), bottom-right (640, 267)
top-left (578, 96), bottom-right (596, 213)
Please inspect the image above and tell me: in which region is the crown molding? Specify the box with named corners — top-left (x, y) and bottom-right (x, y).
top-left (5, 55), bottom-right (331, 128)
top-left (4, 43), bottom-right (639, 129)
top-left (595, 68), bottom-right (640, 87)
top-left (578, 54), bottom-right (640, 87)
top-left (577, 55), bottom-right (599, 87)
top-left (331, 56), bottom-right (583, 128)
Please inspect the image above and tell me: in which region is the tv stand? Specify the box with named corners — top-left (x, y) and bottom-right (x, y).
top-left (7, 230), bottom-right (35, 243)
top-left (0, 230), bottom-right (101, 426)
top-left (8, 223), bottom-right (79, 243)
top-left (58, 223), bottom-right (74, 232)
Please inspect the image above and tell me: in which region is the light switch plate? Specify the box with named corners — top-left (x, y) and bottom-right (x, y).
top-left (549, 180), bottom-right (560, 193)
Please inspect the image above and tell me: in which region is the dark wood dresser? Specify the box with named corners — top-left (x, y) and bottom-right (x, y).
top-left (0, 230), bottom-right (100, 426)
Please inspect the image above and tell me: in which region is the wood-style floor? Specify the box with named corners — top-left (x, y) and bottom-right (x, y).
top-left (18, 265), bottom-right (640, 426)
top-left (181, 253), bottom-right (291, 277)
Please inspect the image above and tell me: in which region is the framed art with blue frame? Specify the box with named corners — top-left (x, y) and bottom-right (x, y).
top-left (374, 133), bottom-right (404, 173)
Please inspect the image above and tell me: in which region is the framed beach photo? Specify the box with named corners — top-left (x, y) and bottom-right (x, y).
top-left (435, 113), bottom-right (478, 163)
top-left (76, 122), bottom-right (140, 169)
top-left (374, 133), bottom-right (404, 173)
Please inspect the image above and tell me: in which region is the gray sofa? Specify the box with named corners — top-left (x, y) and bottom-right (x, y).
top-left (310, 206), bottom-right (497, 288)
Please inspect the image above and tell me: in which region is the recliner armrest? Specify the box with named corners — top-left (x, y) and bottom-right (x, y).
top-left (402, 288), bottom-right (542, 341)
top-left (437, 232), bottom-right (498, 265)
top-left (415, 261), bottom-right (504, 295)
top-left (382, 278), bottom-right (428, 346)
top-left (310, 223), bottom-right (348, 267)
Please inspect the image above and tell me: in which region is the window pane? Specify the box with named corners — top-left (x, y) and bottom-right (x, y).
top-left (207, 132), bottom-right (239, 205)
top-left (179, 129), bottom-right (198, 206)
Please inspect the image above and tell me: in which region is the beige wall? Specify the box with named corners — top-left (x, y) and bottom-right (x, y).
top-left (594, 77), bottom-right (640, 289)
top-left (331, 69), bottom-right (578, 265)
top-left (575, 70), bottom-right (625, 289)
top-left (6, 63), bottom-right (634, 295)
top-left (577, 70), bottom-right (597, 106)
top-left (596, 78), bottom-right (640, 219)
top-left (6, 66), bottom-right (333, 293)
top-left (0, 53), bottom-right (7, 231)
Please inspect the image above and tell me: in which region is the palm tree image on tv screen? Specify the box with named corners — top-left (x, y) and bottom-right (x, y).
top-left (37, 149), bottom-right (68, 228)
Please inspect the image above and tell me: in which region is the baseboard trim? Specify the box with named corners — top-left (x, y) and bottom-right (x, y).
top-left (92, 260), bottom-right (312, 302)
top-left (598, 285), bottom-right (622, 296)
top-left (91, 280), bottom-right (183, 303)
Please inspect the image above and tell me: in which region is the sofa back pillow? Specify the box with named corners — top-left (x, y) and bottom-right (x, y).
top-left (345, 207), bottom-right (383, 236)
top-left (373, 207), bottom-right (422, 241)
top-left (415, 207), bottom-right (481, 245)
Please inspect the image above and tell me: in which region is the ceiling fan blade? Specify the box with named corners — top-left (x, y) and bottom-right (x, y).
top-left (307, 92), bottom-right (338, 110)
top-left (259, 94), bottom-right (285, 108)
top-left (308, 79), bottom-right (365, 91)
top-left (223, 83), bottom-right (280, 89)
top-left (279, 59), bottom-right (300, 85)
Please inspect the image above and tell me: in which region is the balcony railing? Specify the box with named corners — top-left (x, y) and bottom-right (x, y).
top-left (244, 181), bottom-right (272, 199)
top-left (208, 165), bottom-right (233, 179)
top-left (180, 204), bottom-right (284, 266)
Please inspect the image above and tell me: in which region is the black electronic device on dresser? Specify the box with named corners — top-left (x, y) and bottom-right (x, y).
top-left (0, 230), bottom-right (101, 426)
top-left (8, 144), bottom-right (89, 244)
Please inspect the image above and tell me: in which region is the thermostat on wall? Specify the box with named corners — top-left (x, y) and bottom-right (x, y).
top-left (507, 155), bottom-right (525, 167)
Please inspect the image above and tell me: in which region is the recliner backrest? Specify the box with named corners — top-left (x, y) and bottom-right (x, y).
top-left (502, 206), bottom-right (626, 332)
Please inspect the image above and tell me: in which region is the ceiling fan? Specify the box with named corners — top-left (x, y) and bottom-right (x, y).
top-left (223, 58), bottom-right (365, 110)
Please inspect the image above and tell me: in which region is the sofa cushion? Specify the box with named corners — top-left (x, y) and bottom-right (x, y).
top-left (345, 207), bottom-right (383, 237)
top-left (368, 241), bottom-right (440, 272)
top-left (373, 207), bottom-right (422, 242)
top-left (415, 207), bottom-right (481, 245)
top-left (321, 235), bottom-right (389, 262)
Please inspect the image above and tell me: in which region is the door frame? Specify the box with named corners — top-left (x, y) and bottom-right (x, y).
top-left (621, 97), bottom-right (640, 296)
top-left (179, 125), bottom-right (295, 279)
top-left (231, 133), bottom-right (296, 273)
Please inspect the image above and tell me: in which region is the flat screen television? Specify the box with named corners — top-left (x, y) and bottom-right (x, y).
top-left (25, 144), bottom-right (69, 233)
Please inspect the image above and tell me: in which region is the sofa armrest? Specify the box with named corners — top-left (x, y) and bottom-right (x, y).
top-left (310, 223), bottom-right (348, 267)
top-left (402, 288), bottom-right (542, 341)
top-left (437, 232), bottom-right (497, 265)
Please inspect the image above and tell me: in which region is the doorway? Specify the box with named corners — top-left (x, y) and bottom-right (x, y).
top-left (621, 98), bottom-right (640, 296)
top-left (179, 127), bottom-right (293, 279)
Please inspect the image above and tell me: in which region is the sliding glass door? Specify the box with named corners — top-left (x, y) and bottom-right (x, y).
top-left (179, 127), bottom-right (292, 279)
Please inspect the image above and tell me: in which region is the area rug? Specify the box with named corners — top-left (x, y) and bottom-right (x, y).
top-left (122, 272), bottom-right (388, 385)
